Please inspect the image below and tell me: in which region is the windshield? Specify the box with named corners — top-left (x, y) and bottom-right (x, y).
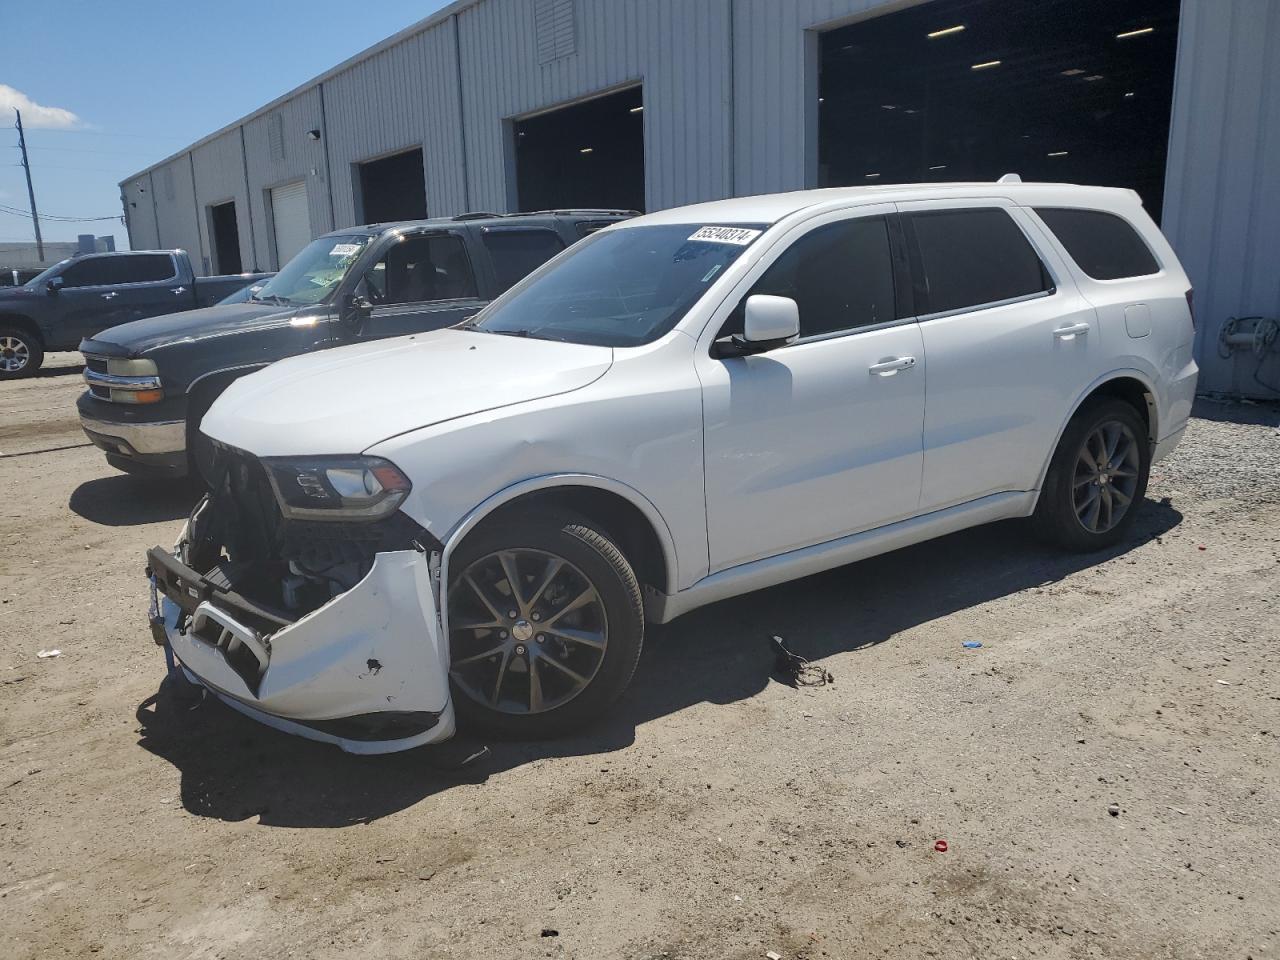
top-left (472, 223), bottom-right (766, 346)
top-left (24, 259), bottom-right (73, 288)
top-left (251, 235), bottom-right (373, 306)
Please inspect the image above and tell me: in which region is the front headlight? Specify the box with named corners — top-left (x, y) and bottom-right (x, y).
top-left (262, 456), bottom-right (412, 521)
top-left (106, 358), bottom-right (158, 377)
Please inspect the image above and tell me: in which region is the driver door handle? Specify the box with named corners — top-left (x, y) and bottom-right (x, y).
top-left (170, 286), bottom-right (187, 295)
top-left (868, 356), bottom-right (916, 376)
top-left (100, 291), bottom-right (118, 300)
top-left (1054, 322), bottom-right (1091, 340)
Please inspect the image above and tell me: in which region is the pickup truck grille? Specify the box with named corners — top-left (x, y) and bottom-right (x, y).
top-left (83, 355), bottom-right (110, 398)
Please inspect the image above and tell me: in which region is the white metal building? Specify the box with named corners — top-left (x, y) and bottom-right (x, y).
top-left (121, 0), bottom-right (1280, 397)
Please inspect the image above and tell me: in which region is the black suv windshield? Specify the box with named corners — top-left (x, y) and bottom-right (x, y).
top-left (473, 223), bottom-right (766, 346)
top-left (252, 235), bottom-right (373, 306)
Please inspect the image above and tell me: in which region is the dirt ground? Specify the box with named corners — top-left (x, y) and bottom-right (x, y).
top-left (2, 353), bottom-right (1278, 960)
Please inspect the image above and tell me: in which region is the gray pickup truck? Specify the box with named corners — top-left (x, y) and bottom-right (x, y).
top-left (77, 211), bottom-right (631, 480)
top-left (0, 250), bottom-right (268, 378)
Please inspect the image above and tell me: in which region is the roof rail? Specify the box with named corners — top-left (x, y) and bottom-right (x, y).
top-left (511, 209), bottom-right (641, 217)
top-left (997, 173), bottom-right (1023, 184)
top-left (452, 211), bottom-right (506, 221)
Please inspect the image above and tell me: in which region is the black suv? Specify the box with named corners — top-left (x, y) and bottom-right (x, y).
top-left (77, 210), bottom-right (631, 479)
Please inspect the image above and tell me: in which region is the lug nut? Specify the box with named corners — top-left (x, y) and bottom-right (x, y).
top-left (508, 610), bottom-right (518, 619)
top-left (499, 630), bottom-right (508, 638)
top-left (515, 644), bottom-right (526, 655)
top-left (532, 612), bottom-right (541, 621)
top-left (536, 634), bottom-right (545, 643)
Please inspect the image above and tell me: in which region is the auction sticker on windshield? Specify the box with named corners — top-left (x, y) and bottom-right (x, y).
top-left (687, 226), bottom-right (762, 245)
top-left (329, 243), bottom-right (362, 257)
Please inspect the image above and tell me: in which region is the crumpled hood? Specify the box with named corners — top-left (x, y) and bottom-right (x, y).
top-left (201, 329), bottom-right (614, 456)
top-left (85, 302), bottom-right (293, 355)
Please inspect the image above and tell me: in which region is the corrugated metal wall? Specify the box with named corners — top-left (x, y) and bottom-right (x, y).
top-left (151, 157), bottom-right (203, 268)
top-left (190, 131), bottom-right (256, 271)
top-left (455, 0), bottom-right (732, 213)
top-left (1163, 0), bottom-right (1280, 395)
top-left (121, 0), bottom-right (1280, 396)
top-left (242, 87), bottom-right (330, 270)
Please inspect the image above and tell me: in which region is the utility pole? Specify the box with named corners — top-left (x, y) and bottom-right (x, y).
top-left (15, 109), bottom-right (44, 261)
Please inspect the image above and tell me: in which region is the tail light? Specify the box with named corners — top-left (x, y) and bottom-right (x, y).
top-left (1185, 288), bottom-right (1195, 332)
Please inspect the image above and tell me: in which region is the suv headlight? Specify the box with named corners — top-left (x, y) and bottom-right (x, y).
top-left (262, 456), bottom-right (412, 520)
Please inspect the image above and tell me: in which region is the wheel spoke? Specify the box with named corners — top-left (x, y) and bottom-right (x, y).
top-left (528, 557), bottom-right (565, 609)
top-left (1100, 487), bottom-right (1114, 530)
top-left (546, 625), bottom-right (606, 649)
top-left (1110, 486), bottom-right (1132, 510)
top-left (498, 551), bottom-right (526, 612)
top-left (1080, 490), bottom-right (1102, 531)
top-left (490, 649), bottom-right (513, 704)
top-left (535, 650), bottom-right (589, 685)
top-left (541, 586), bottom-right (598, 628)
top-left (528, 657), bottom-right (544, 712)
top-left (453, 643), bottom-right (507, 667)
top-left (464, 573), bottom-right (504, 622)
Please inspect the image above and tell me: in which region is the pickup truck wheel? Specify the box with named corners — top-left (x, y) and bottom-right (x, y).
top-left (1033, 398), bottom-right (1150, 552)
top-left (447, 511), bottom-right (644, 739)
top-left (0, 327), bottom-right (42, 380)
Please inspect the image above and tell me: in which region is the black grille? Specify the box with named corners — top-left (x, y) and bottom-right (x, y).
top-left (85, 356), bottom-right (108, 374)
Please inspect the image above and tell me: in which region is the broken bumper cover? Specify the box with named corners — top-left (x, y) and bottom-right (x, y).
top-left (148, 546), bottom-right (455, 754)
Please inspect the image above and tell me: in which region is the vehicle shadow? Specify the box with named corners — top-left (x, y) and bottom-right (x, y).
top-left (36, 363), bottom-right (86, 378)
top-left (69, 474), bottom-right (201, 526)
top-left (134, 498), bottom-right (1182, 828)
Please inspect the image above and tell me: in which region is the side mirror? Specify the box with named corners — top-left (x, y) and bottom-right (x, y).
top-left (716, 295), bottom-right (800, 357)
top-left (341, 292), bottom-right (373, 329)
top-left (46, 277), bottom-right (64, 295)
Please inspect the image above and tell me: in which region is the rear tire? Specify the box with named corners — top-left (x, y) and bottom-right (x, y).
top-left (0, 326), bottom-right (43, 380)
top-left (447, 510), bottom-right (644, 739)
top-left (1033, 397), bottom-right (1151, 552)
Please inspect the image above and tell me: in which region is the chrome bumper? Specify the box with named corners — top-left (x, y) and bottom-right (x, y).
top-left (78, 414), bottom-right (185, 455)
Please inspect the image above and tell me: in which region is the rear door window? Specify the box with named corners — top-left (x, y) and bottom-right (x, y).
top-left (61, 254), bottom-right (175, 287)
top-left (481, 228), bottom-right (566, 294)
top-left (905, 208), bottom-right (1052, 315)
top-left (744, 216), bottom-right (898, 338)
top-left (1034, 208), bottom-right (1160, 280)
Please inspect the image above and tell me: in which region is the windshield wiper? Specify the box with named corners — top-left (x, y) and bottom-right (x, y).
top-left (453, 314), bottom-right (481, 330)
top-left (251, 294), bottom-right (292, 306)
top-left (489, 328), bottom-right (532, 338)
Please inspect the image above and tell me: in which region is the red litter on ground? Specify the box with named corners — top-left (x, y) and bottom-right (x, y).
top-left (1198, 545), bottom-right (1207, 551)
top-left (934, 840), bottom-right (949, 853)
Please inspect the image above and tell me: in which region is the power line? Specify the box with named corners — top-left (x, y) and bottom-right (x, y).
top-left (0, 203), bottom-right (120, 222)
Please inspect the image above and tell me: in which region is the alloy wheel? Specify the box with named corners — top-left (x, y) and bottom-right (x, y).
top-left (0, 336), bottom-right (30, 373)
top-left (449, 548), bottom-right (609, 715)
top-left (1072, 420), bottom-right (1141, 534)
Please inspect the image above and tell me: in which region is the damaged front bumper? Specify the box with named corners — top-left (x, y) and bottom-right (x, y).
top-left (147, 544), bottom-right (455, 755)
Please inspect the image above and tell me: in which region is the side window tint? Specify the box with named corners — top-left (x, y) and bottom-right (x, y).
top-left (724, 217), bottom-right (897, 339)
top-left (365, 234), bottom-right (478, 306)
top-left (908, 208), bottom-right (1052, 315)
top-left (61, 255), bottom-right (174, 287)
top-left (1034, 207), bottom-right (1160, 280)
top-left (481, 228), bottom-right (566, 294)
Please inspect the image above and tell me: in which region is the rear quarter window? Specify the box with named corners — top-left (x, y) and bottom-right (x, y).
top-left (1034, 208), bottom-right (1160, 281)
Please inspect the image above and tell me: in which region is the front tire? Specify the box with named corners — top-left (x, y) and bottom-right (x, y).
top-left (1033, 397), bottom-right (1151, 551)
top-left (446, 510), bottom-right (644, 739)
top-left (0, 326), bottom-right (43, 380)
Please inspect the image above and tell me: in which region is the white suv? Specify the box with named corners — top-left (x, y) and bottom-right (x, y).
top-left (148, 180), bottom-right (1198, 753)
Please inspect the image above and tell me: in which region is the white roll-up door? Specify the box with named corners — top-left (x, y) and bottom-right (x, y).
top-left (270, 180), bottom-right (310, 267)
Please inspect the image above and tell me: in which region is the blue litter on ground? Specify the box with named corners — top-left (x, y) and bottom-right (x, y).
top-left (962, 641), bottom-right (983, 649)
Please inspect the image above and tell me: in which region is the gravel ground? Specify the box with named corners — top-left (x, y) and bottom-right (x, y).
top-left (2, 353), bottom-right (1278, 960)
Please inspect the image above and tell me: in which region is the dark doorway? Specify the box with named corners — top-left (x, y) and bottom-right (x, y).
top-left (514, 86), bottom-right (644, 213)
top-left (818, 0), bottom-right (1180, 219)
top-left (358, 148), bottom-right (428, 224)
top-left (209, 201), bottom-right (242, 275)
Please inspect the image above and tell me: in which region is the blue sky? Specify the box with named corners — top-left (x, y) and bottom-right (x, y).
top-left (1, 0), bottom-right (452, 251)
